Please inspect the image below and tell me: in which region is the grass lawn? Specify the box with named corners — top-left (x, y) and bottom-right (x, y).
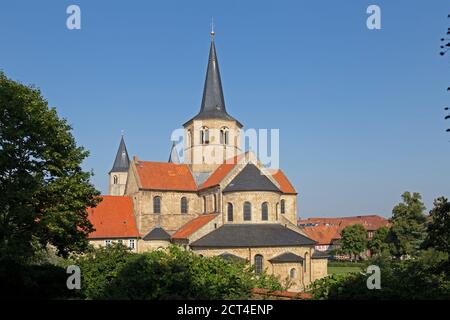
top-left (328, 266), bottom-right (362, 275)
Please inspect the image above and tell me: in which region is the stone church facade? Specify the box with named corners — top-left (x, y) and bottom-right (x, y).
top-left (87, 32), bottom-right (328, 291)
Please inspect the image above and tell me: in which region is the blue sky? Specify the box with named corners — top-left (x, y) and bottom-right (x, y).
top-left (1, 1), bottom-right (449, 218)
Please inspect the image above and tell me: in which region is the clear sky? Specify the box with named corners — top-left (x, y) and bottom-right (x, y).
top-left (1, 1), bottom-right (449, 218)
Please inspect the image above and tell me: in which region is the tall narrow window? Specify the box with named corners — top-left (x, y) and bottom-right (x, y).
top-left (244, 202), bottom-right (252, 221)
top-left (187, 130), bottom-right (192, 148)
top-left (203, 196), bottom-right (207, 214)
top-left (261, 202), bottom-right (269, 221)
top-left (181, 197), bottom-right (188, 214)
top-left (227, 203), bottom-right (234, 222)
top-left (213, 194), bottom-right (217, 212)
top-left (304, 253), bottom-right (308, 273)
top-left (254, 255), bottom-right (263, 274)
top-left (200, 127), bottom-right (209, 144)
top-left (113, 175), bottom-right (118, 184)
top-left (220, 127), bottom-right (229, 145)
top-left (281, 199), bottom-right (286, 214)
top-left (128, 239), bottom-right (135, 250)
top-left (153, 196), bottom-right (161, 214)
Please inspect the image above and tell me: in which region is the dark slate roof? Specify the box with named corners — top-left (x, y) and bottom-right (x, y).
top-left (312, 250), bottom-right (331, 259)
top-left (168, 142), bottom-right (180, 163)
top-left (218, 252), bottom-right (247, 263)
top-left (110, 136), bottom-right (130, 173)
top-left (190, 224), bottom-right (316, 248)
top-left (269, 252), bottom-right (304, 263)
top-left (184, 38), bottom-right (242, 127)
top-left (223, 164), bottom-right (280, 193)
top-left (143, 227), bottom-right (171, 241)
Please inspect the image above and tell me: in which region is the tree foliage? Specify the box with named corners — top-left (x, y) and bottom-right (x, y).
top-left (387, 192), bottom-right (427, 258)
top-left (74, 244), bottom-right (283, 300)
top-left (338, 224), bottom-right (368, 260)
top-left (424, 197), bottom-right (450, 254)
top-left (0, 71), bottom-right (100, 262)
top-left (368, 226), bottom-right (390, 256)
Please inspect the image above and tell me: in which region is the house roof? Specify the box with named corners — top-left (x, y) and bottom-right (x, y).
top-left (301, 225), bottom-right (341, 245)
top-left (110, 136), bottom-right (130, 173)
top-left (87, 196), bottom-right (139, 239)
top-left (223, 164), bottom-right (280, 193)
top-left (143, 227), bottom-right (171, 241)
top-left (269, 252), bottom-right (304, 263)
top-left (217, 252), bottom-right (247, 262)
top-left (271, 170), bottom-right (297, 194)
top-left (135, 161), bottom-right (197, 191)
top-left (172, 214), bottom-right (219, 239)
top-left (190, 224), bottom-right (316, 248)
top-left (299, 215), bottom-right (390, 231)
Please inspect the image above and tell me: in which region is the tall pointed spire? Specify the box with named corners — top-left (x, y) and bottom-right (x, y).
top-left (168, 141), bottom-right (180, 163)
top-left (184, 25), bottom-right (241, 126)
top-left (110, 135), bottom-right (130, 173)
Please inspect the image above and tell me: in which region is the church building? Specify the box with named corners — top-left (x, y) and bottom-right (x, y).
top-left (87, 30), bottom-right (328, 291)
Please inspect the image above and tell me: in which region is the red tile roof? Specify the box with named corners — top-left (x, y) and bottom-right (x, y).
top-left (299, 215), bottom-right (390, 231)
top-left (199, 154), bottom-right (245, 189)
top-left (172, 214), bottom-right (218, 239)
top-left (302, 225), bottom-right (341, 245)
top-left (87, 196), bottom-right (139, 239)
top-left (299, 215), bottom-right (390, 245)
top-left (135, 161), bottom-right (197, 191)
top-left (271, 170), bottom-right (297, 194)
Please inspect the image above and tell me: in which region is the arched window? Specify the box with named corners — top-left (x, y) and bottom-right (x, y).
top-left (181, 197), bottom-right (188, 214)
top-left (261, 202), bottom-right (269, 221)
top-left (203, 196), bottom-right (207, 214)
top-left (281, 199), bottom-right (286, 214)
top-left (153, 196), bottom-right (161, 214)
top-left (227, 203), bottom-right (233, 222)
top-left (290, 268), bottom-right (296, 279)
top-left (244, 202), bottom-right (252, 221)
top-left (200, 127), bottom-right (209, 144)
top-left (186, 130), bottom-right (192, 147)
top-left (220, 127), bottom-right (229, 145)
top-left (113, 175), bottom-right (118, 184)
top-left (254, 255), bottom-right (263, 274)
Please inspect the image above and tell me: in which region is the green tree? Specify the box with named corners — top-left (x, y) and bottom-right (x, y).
top-left (75, 245), bottom-right (283, 300)
top-left (0, 71), bottom-right (100, 262)
top-left (339, 224), bottom-right (368, 261)
top-left (388, 192), bottom-right (427, 258)
top-left (368, 226), bottom-right (390, 256)
top-left (424, 197), bottom-right (450, 254)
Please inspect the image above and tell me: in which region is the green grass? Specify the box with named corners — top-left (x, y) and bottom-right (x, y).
top-left (328, 266), bottom-right (362, 275)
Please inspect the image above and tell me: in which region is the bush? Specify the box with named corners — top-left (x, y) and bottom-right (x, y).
top-left (0, 259), bottom-right (74, 299)
top-left (75, 244), bottom-right (283, 300)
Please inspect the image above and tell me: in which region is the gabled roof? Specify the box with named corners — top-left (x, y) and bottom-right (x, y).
top-left (298, 215), bottom-right (390, 232)
top-left (110, 136), bottom-right (130, 173)
top-left (301, 225), bottom-right (341, 245)
top-left (190, 224), bottom-right (316, 248)
top-left (223, 164), bottom-right (280, 193)
top-left (270, 170), bottom-right (297, 194)
top-left (87, 196), bottom-right (139, 239)
top-left (184, 37), bottom-right (241, 127)
top-left (135, 161), bottom-right (197, 191)
top-left (218, 252), bottom-right (247, 263)
top-left (199, 153), bottom-right (245, 190)
top-left (172, 214), bottom-right (219, 239)
top-left (143, 227), bottom-right (171, 241)
top-left (269, 252), bottom-right (304, 263)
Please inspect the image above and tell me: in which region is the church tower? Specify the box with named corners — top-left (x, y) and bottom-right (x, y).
top-left (109, 135), bottom-right (130, 196)
top-left (183, 28), bottom-right (243, 177)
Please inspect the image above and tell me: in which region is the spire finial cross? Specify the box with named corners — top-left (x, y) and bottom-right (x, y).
top-left (210, 16), bottom-right (215, 40)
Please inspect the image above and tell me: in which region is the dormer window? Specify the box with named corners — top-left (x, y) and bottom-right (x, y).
top-left (200, 127), bottom-right (210, 144)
